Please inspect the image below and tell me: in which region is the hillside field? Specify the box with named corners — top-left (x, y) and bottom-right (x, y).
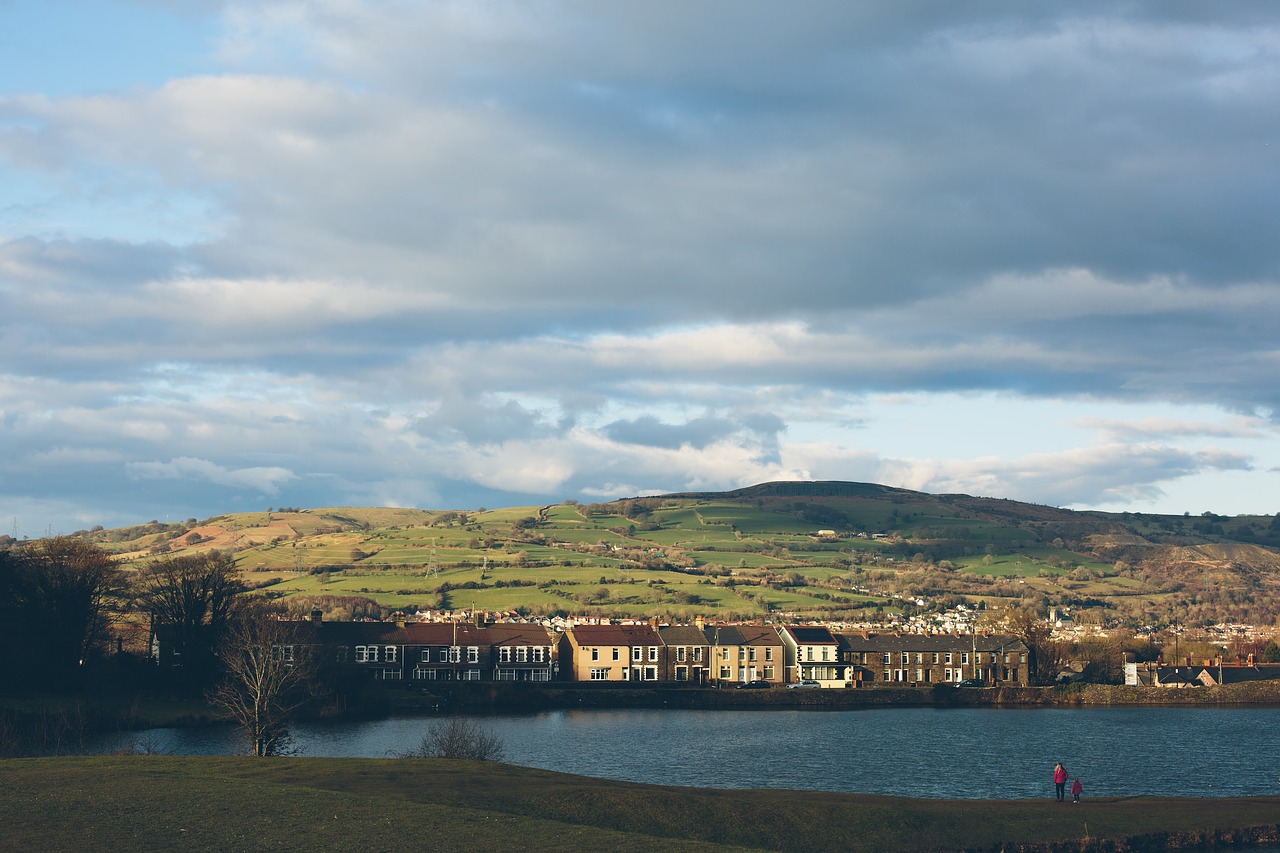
top-left (74, 482), bottom-right (1280, 626)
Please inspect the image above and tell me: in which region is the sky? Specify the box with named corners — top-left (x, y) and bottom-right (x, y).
top-left (2, 1), bottom-right (1279, 536)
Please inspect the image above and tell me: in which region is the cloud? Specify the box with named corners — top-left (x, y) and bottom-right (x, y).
top-left (2, 1), bottom-right (1280, 531)
top-left (872, 444), bottom-right (1253, 509)
top-left (126, 456), bottom-right (296, 494)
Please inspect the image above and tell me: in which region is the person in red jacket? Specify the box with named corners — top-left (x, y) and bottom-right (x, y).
top-left (1071, 777), bottom-right (1083, 803)
top-left (1053, 762), bottom-right (1068, 801)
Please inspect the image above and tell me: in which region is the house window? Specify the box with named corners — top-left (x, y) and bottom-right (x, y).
top-left (414, 668), bottom-right (436, 680)
top-left (533, 647), bottom-right (545, 662)
top-left (379, 668), bottom-right (401, 681)
top-left (676, 647), bottom-right (686, 662)
top-left (901, 652), bottom-right (909, 665)
top-left (643, 666), bottom-right (657, 681)
top-left (357, 645), bottom-right (379, 663)
top-left (496, 669), bottom-right (517, 681)
top-left (719, 666), bottom-right (731, 679)
top-left (883, 652), bottom-right (892, 665)
top-left (738, 648), bottom-right (746, 661)
top-left (675, 666), bottom-right (688, 681)
top-left (499, 647), bottom-right (512, 663)
top-left (763, 666), bottom-right (774, 680)
top-left (721, 648), bottom-right (730, 660)
top-left (590, 667), bottom-right (610, 680)
top-left (915, 668), bottom-right (924, 682)
top-left (384, 646), bottom-right (397, 663)
top-left (915, 653), bottom-right (923, 664)
top-left (823, 647), bottom-right (831, 661)
top-left (467, 647), bottom-right (479, 663)
top-left (945, 652), bottom-right (953, 665)
top-left (932, 652), bottom-right (940, 664)
top-left (516, 646), bottom-right (528, 663)
top-left (961, 652), bottom-right (969, 665)
top-left (945, 668), bottom-right (953, 681)
top-left (420, 649), bottom-right (432, 663)
top-left (693, 647), bottom-right (703, 662)
top-left (612, 648), bottom-right (620, 661)
top-left (449, 647), bottom-right (461, 663)
top-left (748, 647), bottom-right (757, 662)
top-left (882, 670), bottom-right (891, 682)
top-left (764, 647), bottom-right (773, 661)
top-left (806, 648), bottom-right (814, 662)
top-left (463, 670), bottom-right (480, 681)
top-left (648, 647), bottom-right (658, 662)
top-left (632, 647), bottom-right (643, 661)
top-left (591, 648), bottom-right (599, 661)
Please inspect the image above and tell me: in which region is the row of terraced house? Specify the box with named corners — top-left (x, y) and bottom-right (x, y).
top-left (152, 614), bottom-right (1032, 687)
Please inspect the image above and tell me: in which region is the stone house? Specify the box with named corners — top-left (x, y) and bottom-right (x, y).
top-left (837, 632), bottom-right (1030, 687)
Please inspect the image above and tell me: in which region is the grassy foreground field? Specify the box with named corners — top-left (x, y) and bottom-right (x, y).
top-left (2, 756), bottom-right (1278, 852)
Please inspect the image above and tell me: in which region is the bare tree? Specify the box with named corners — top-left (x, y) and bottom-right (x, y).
top-left (135, 551), bottom-right (243, 682)
top-left (398, 717), bottom-right (506, 761)
top-left (207, 603), bottom-right (316, 757)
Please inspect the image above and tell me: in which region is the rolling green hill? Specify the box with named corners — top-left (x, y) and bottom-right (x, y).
top-left (72, 482), bottom-right (1280, 626)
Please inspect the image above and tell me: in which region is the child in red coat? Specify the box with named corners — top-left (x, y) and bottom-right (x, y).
top-left (1071, 777), bottom-right (1083, 803)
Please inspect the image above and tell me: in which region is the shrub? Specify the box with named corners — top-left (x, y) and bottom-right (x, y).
top-left (397, 717), bottom-right (506, 761)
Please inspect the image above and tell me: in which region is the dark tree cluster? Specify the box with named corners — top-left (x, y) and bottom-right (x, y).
top-left (0, 538), bottom-right (127, 688)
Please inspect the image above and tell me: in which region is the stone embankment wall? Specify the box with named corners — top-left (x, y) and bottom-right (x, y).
top-left (400, 679), bottom-right (1280, 715)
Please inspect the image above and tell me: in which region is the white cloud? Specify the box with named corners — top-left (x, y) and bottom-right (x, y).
top-left (126, 456), bottom-right (297, 493)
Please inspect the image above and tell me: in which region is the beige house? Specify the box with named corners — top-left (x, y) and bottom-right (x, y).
top-left (704, 624), bottom-right (785, 685)
top-left (559, 623), bottom-right (664, 682)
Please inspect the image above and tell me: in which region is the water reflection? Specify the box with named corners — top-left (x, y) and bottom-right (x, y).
top-left (92, 706), bottom-right (1280, 800)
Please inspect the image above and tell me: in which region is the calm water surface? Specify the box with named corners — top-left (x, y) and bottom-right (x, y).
top-left (97, 706), bottom-right (1280, 800)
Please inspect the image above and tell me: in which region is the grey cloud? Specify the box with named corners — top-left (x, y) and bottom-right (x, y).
top-left (604, 415), bottom-right (736, 450)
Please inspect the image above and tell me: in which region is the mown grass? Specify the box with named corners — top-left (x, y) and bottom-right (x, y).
top-left (2, 756), bottom-right (1277, 852)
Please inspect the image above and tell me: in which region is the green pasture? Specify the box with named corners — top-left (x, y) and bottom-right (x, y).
top-left (684, 550), bottom-right (796, 569)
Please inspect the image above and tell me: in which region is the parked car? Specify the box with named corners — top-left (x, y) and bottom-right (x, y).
top-left (956, 678), bottom-right (987, 688)
top-left (735, 679), bottom-right (771, 689)
top-left (787, 679), bottom-right (821, 689)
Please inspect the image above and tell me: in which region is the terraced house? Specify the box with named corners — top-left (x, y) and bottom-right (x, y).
top-left (559, 623), bottom-right (665, 682)
top-left (778, 625), bottom-right (849, 687)
top-left (704, 624), bottom-right (785, 686)
top-left (837, 633), bottom-right (1030, 686)
top-left (658, 624), bottom-right (710, 684)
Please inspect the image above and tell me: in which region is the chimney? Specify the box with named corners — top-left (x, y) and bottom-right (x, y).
top-left (695, 615), bottom-right (705, 630)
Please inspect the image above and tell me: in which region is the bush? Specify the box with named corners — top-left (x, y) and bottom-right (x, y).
top-left (397, 718), bottom-right (506, 761)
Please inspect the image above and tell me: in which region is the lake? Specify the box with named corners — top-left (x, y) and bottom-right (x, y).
top-left (94, 706), bottom-right (1280, 800)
